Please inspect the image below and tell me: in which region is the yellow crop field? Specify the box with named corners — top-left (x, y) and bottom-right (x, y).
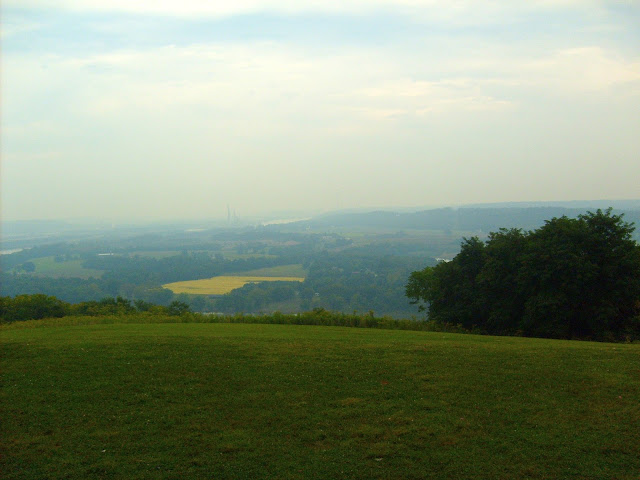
top-left (163, 276), bottom-right (305, 295)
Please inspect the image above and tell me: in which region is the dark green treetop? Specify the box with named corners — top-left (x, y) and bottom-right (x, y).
top-left (406, 209), bottom-right (640, 340)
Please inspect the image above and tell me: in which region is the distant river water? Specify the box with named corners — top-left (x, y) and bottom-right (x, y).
top-left (1, 249), bottom-right (23, 255)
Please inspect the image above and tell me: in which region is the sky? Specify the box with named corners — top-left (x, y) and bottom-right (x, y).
top-left (2, 1), bottom-right (639, 221)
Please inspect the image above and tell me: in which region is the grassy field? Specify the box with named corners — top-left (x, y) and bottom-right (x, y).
top-left (130, 251), bottom-right (182, 259)
top-left (163, 275), bottom-right (305, 295)
top-left (231, 264), bottom-right (307, 277)
top-left (2, 319), bottom-right (639, 479)
top-left (28, 256), bottom-right (104, 279)
top-left (220, 253), bottom-right (278, 260)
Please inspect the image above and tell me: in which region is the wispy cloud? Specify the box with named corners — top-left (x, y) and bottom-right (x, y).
top-left (2, 0), bottom-right (622, 23)
top-left (524, 47), bottom-right (640, 92)
top-left (1, 0), bottom-right (639, 220)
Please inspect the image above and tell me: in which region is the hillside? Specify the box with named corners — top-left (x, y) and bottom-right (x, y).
top-left (294, 206), bottom-right (640, 238)
top-left (2, 319), bottom-right (639, 479)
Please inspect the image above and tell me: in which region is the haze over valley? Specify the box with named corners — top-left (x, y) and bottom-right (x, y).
top-left (2, 1), bottom-right (639, 222)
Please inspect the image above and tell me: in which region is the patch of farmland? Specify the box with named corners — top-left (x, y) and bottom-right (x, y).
top-left (163, 275), bottom-right (304, 295)
top-left (231, 264), bottom-right (307, 277)
top-left (130, 250), bottom-right (182, 258)
top-left (28, 257), bottom-right (104, 279)
top-left (219, 253), bottom-right (278, 260)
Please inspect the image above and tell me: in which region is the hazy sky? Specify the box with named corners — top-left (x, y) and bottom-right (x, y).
top-left (2, 1), bottom-right (639, 221)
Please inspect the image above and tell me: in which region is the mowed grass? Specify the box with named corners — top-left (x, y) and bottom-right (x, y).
top-left (2, 320), bottom-right (639, 479)
top-left (28, 256), bottom-right (104, 279)
top-left (163, 275), bottom-right (305, 295)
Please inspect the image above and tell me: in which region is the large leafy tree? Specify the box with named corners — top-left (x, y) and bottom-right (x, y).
top-left (406, 209), bottom-right (640, 340)
top-left (407, 237), bottom-right (486, 329)
top-left (0, 294), bottom-right (69, 321)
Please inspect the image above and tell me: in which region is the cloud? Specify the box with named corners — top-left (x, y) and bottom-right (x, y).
top-left (4, 39), bottom-right (638, 139)
top-left (524, 47), bottom-right (640, 93)
top-left (2, 0), bottom-right (616, 24)
top-left (2, 1), bottom-right (639, 220)
top-left (353, 79), bottom-right (515, 118)
top-left (0, 20), bottom-right (42, 39)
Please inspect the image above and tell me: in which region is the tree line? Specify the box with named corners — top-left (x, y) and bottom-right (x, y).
top-left (2, 248), bottom-right (434, 316)
top-left (406, 209), bottom-right (640, 341)
top-left (0, 294), bottom-right (191, 322)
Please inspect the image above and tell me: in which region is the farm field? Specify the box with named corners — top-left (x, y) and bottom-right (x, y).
top-left (219, 252), bottom-right (278, 260)
top-left (28, 256), bottom-right (104, 279)
top-left (1, 319), bottom-right (639, 479)
top-left (129, 250), bottom-right (182, 258)
top-left (232, 263), bottom-right (307, 277)
top-left (163, 275), bottom-right (305, 295)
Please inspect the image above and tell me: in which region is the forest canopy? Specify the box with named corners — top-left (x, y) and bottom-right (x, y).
top-left (406, 209), bottom-right (640, 340)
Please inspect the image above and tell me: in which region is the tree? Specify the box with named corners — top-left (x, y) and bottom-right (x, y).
top-left (406, 209), bottom-right (640, 340)
top-left (407, 237), bottom-right (486, 329)
top-left (71, 296), bottom-right (135, 316)
top-left (477, 228), bottom-right (528, 333)
top-left (21, 261), bottom-right (36, 272)
top-left (519, 209), bottom-right (640, 338)
top-left (0, 294), bottom-right (69, 321)
top-left (167, 300), bottom-right (190, 316)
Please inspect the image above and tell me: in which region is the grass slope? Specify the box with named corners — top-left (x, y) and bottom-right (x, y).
top-left (2, 320), bottom-right (639, 479)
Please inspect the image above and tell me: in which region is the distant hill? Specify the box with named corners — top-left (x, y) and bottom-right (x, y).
top-left (294, 202), bottom-right (640, 237)
top-left (458, 200), bottom-right (640, 210)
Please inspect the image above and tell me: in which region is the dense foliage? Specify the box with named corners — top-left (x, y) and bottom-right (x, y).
top-left (0, 294), bottom-right (69, 321)
top-left (303, 253), bottom-right (428, 314)
top-left (1, 246), bottom-right (431, 317)
top-left (0, 295), bottom-right (191, 322)
top-left (0, 294), bottom-right (469, 334)
top-left (406, 209), bottom-right (640, 340)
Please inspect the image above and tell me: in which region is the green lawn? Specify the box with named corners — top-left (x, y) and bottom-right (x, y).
top-left (2, 320), bottom-right (639, 479)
